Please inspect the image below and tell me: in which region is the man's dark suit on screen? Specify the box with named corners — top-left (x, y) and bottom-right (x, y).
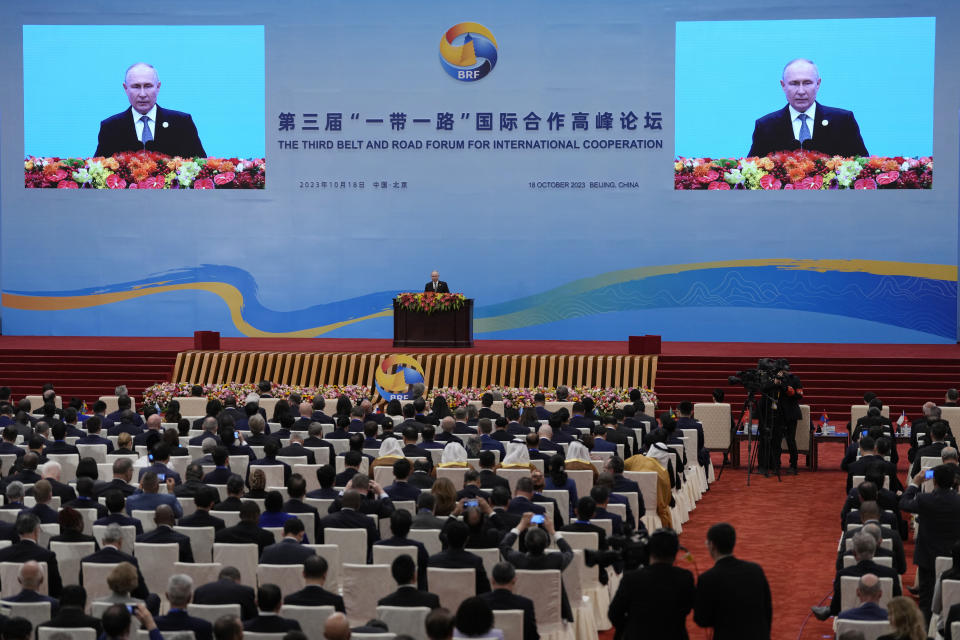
top-left (424, 281), bottom-right (450, 293)
top-left (95, 106), bottom-right (206, 158)
top-left (748, 103), bottom-right (867, 158)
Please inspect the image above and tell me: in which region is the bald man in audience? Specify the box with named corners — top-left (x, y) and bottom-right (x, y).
top-left (813, 530), bottom-right (900, 620)
top-left (5, 560), bottom-right (59, 613)
top-left (212, 614), bottom-right (243, 640)
top-left (837, 573), bottom-right (887, 621)
top-left (837, 503), bottom-right (905, 575)
top-left (136, 505), bottom-right (194, 562)
top-left (323, 612), bottom-right (351, 640)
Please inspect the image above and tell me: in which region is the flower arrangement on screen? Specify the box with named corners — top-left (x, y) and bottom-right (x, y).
top-left (143, 381), bottom-right (657, 414)
top-left (395, 292), bottom-right (467, 314)
top-left (24, 151), bottom-right (265, 189)
top-left (674, 150), bottom-right (932, 190)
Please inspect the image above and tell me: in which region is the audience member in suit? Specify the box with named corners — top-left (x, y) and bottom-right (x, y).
top-left (837, 505), bottom-right (906, 575)
top-left (334, 450), bottom-right (363, 487)
top-left (215, 499), bottom-right (276, 554)
top-left (477, 393), bottom-right (501, 420)
top-left (132, 415), bottom-right (164, 450)
top-left (836, 573), bottom-right (889, 621)
top-left (243, 584), bottom-right (301, 632)
top-left (328, 472), bottom-right (395, 520)
top-left (324, 416), bottom-right (352, 440)
top-left (106, 396), bottom-right (142, 426)
top-left (457, 469), bottom-right (491, 502)
top-left (2, 480), bottom-right (28, 514)
top-left (0, 452), bottom-right (42, 494)
top-left (591, 485), bottom-right (625, 536)
top-left (94, 491), bottom-right (145, 534)
top-left (841, 474), bottom-right (906, 539)
top-left (281, 473), bottom-right (321, 539)
top-left (530, 470), bottom-right (565, 527)
top-left (282, 428), bottom-right (317, 466)
top-left (95, 457), bottom-right (138, 497)
top-left (259, 517), bottom-right (316, 564)
top-left (189, 416), bottom-right (221, 446)
top-left (477, 419), bottom-right (507, 458)
top-left (283, 555), bottom-right (345, 611)
top-left (609, 528), bottom-right (695, 640)
top-left (0, 513), bottom-right (63, 596)
top-left (411, 493), bottom-right (449, 530)
top-left (317, 488), bottom-right (380, 561)
top-left (48, 506), bottom-right (100, 549)
top-left (79, 523), bottom-right (149, 600)
top-left (408, 459), bottom-right (436, 490)
top-left (561, 497), bottom-right (608, 549)
top-left (428, 520), bottom-right (491, 594)
top-left (202, 446), bottom-right (240, 485)
top-left (500, 512), bottom-right (574, 621)
top-left (173, 463), bottom-right (209, 498)
top-left (193, 566), bottom-right (258, 621)
top-left (899, 464), bottom-right (960, 622)
top-left (0, 426), bottom-right (24, 458)
top-left (305, 464), bottom-right (339, 500)
top-left (37, 584), bottom-right (102, 634)
top-left (477, 452), bottom-right (509, 492)
top-left (212, 475), bottom-right (247, 511)
top-left (910, 421), bottom-right (952, 478)
top-left (844, 435), bottom-right (901, 493)
top-left (378, 554), bottom-right (441, 609)
top-left (126, 471), bottom-right (183, 518)
top-left (4, 560), bottom-right (59, 615)
top-left (695, 522), bottom-right (772, 638)
top-left (532, 393), bottom-right (553, 421)
top-left (27, 479), bottom-right (59, 524)
top-left (813, 530), bottom-right (900, 620)
top-left (480, 562), bottom-right (539, 640)
top-left (174, 488), bottom-right (224, 532)
top-left (61, 477), bottom-right (107, 518)
top-left (375, 509), bottom-right (431, 590)
top-left (384, 458), bottom-right (422, 502)
top-left (154, 573), bottom-right (213, 640)
top-left (463, 505), bottom-right (500, 549)
top-left (136, 504), bottom-right (194, 562)
top-left (507, 476), bottom-right (547, 520)
top-left (137, 444), bottom-right (183, 486)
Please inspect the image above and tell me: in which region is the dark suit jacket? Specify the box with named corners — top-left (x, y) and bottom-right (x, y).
top-left (38, 606), bottom-right (103, 634)
top-left (63, 497), bottom-right (108, 519)
top-left (748, 103), bottom-right (867, 158)
top-left (480, 588), bottom-right (539, 640)
top-left (94, 512), bottom-right (144, 534)
top-left (428, 548), bottom-right (491, 594)
top-left (155, 609), bottom-right (213, 640)
top-left (136, 525), bottom-right (194, 562)
top-left (79, 546), bottom-right (146, 599)
top-left (899, 485), bottom-right (960, 568)
top-left (838, 601), bottom-right (888, 621)
top-left (378, 584), bottom-right (441, 609)
top-left (215, 521), bottom-right (276, 555)
top-left (828, 559), bottom-right (900, 615)
top-left (384, 481), bottom-right (421, 502)
top-left (846, 454), bottom-right (901, 493)
top-left (500, 531), bottom-right (574, 621)
top-left (318, 508), bottom-right (379, 560)
top-left (95, 105), bottom-right (206, 158)
top-left (609, 563), bottom-right (695, 640)
top-left (178, 510), bottom-right (226, 531)
top-left (479, 469), bottom-right (510, 491)
top-left (94, 478), bottom-right (137, 497)
top-left (242, 614), bottom-right (300, 632)
top-left (0, 540), bottom-right (62, 597)
top-left (277, 443), bottom-right (316, 464)
top-left (203, 467), bottom-right (238, 485)
top-left (693, 555), bottom-right (772, 639)
top-left (5, 589), bottom-right (58, 615)
top-left (283, 584), bottom-right (345, 611)
top-left (138, 463), bottom-right (182, 485)
top-left (376, 536), bottom-right (430, 590)
top-left (193, 579), bottom-right (257, 621)
top-left (259, 537), bottom-right (316, 564)
top-left (424, 281), bottom-right (450, 293)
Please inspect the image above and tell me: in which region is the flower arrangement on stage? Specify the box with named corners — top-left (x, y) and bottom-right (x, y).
top-left (24, 151), bottom-right (265, 189)
top-left (674, 151), bottom-right (932, 190)
top-left (143, 381), bottom-right (656, 414)
top-left (395, 292), bottom-right (467, 314)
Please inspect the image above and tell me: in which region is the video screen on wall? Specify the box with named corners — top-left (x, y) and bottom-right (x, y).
top-left (674, 17), bottom-right (934, 190)
top-left (22, 25), bottom-right (265, 190)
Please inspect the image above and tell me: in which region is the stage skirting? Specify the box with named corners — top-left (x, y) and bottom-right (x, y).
top-left (172, 350), bottom-right (658, 391)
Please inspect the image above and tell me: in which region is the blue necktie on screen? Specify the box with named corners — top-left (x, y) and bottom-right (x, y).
top-left (140, 115), bottom-right (153, 144)
top-left (798, 114), bottom-right (811, 145)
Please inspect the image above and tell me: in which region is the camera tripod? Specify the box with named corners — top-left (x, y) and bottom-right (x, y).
top-left (737, 390), bottom-right (782, 485)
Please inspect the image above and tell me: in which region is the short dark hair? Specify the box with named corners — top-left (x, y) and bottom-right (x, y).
top-left (101, 604), bottom-right (132, 637)
top-left (426, 608), bottom-right (456, 640)
top-left (287, 474), bottom-right (307, 499)
top-left (393, 458), bottom-right (411, 480)
top-left (59, 584), bottom-right (87, 608)
top-left (576, 496), bottom-right (596, 520)
top-left (491, 561), bottom-right (515, 586)
top-left (648, 528), bottom-right (680, 559)
top-left (515, 477), bottom-right (533, 494)
top-left (390, 508), bottom-right (413, 538)
top-left (316, 465), bottom-right (335, 488)
top-left (454, 596), bottom-right (494, 636)
top-left (2, 617), bottom-right (32, 640)
top-left (227, 475), bottom-right (246, 495)
top-left (445, 520), bottom-right (469, 549)
top-left (391, 553), bottom-right (416, 585)
top-left (239, 500), bottom-right (261, 522)
top-left (212, 446), bottom-right (228, 466)
top-left (213, 614), bottom-right (242, 640)
top-left (934, 464), bottom-right (956, 489)
top-left (283, 517), bottom-right (305, 536)
top-left (303, 554), bottom-right (328, 579)
top-left (478, 450), bottom-right (495, 469)
top-left (707, 522), bottom-right (736, 555)
top-left (256, 584), bottom-right (282, 611)
top-left (344, 450), bottom-right (362, 467)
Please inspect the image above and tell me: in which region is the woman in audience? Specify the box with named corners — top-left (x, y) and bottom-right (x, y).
top-left (177, 418), bottom-right (191, 437)
top-left (258, 490), bottom-right (310, 542)
top-left (163, 400), bottom-right (181, 424)
top-left (162, 428), bottom-right (189, 456)
top-left (385, 398), bottom-right (403, 419)
top-left (334, 396), bottom-right (353, 419)
top-left (582, 396), bottom-right (596, 418)
top-left (75, 457), bottom-right (99, 482)
top-left (466, 404), bottom-right (480, 426)
top-left (545, 453), bottom-right (578, 499)
top-left (49, 506), bottom-right (99, 549)
top-left (438, 442), bottom-right (470, 469)
top-left (519, 406), bottom-right (541, 432)
top-left (245, 468), bottom-right (268, 499)
top-left (428, 396), bottom-right (451, 424)
top-left (370, 437), bottom-right (406, 472)
top-left (501, 442), bottom-right (536, 471)
top-left (98, 562), bottom-right (146, 609)
top-left (271, 400), bottom-right (292, 424)
top-left (565, 441), bottom-right (599, 481)
top-left (453, 596), bottom-right (503, 639)
top-left (878, 596), bottom-right (929, 640)
top-left (109, 432), bottom-right (135, 456)
top-left (431, 477), bottom-right (458, 518)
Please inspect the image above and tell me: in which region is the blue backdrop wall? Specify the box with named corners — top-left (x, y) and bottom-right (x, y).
top-left (1, 1), bottom-right (957, 343)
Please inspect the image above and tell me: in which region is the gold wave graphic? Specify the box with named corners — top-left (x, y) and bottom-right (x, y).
top-left (3, 259), bottom-right (953, 336)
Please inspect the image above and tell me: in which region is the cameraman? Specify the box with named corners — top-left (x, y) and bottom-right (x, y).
top-left (607, 528), bottom-right (694, 639)
top-left (774, 360), bottom-right (804, 475)
top-left (756, 359), bottom-right (803, 476)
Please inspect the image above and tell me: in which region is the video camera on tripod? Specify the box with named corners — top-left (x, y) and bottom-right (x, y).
top-left (728, 357), bottom-right (790, 393)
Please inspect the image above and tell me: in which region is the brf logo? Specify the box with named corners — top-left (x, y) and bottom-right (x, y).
top-left (439, 22), bottom-right (498, 82)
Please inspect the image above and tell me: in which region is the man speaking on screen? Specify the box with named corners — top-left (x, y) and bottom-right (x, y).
top-left (748, 58), bottom-right (867, 158)
top-left (95, 62), bottom-right (206, 158)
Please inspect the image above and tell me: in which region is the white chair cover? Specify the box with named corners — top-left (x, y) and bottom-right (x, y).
top-left (0, 562), bottom-right (48, 598)
top-left (131, 510), bottom-right (157, 533)
top-left (840, 576), bottom-right (895, 611)
top-left (92, 525), bottom-right (137, 554)
top-left (564, 550), bottom-right (599, 639)
top-left (76, 444), bottom-right (108, 463)
top-left (376, 605), bottom-right (431, 639)
top-left (46, 454), bottom-right (78, 483)
top-left (81, 562), bottom-right (118, 603)
top-left (341, 563), bottom-right (392, 626)
top-left (237, 632), bottom-right (286, 640)
top-left (493, 609), bottom-right (524, 640)
top-left (213, 543), bottom-right (258, 587)
top-left (249, 465), bottom-right (284, 489)
top-left (496, 468), bottom-right (531, 494)
top-left (38, 628), bottom-right (96, 640)
top-left (833, 619), bottom-right (893, 640)
top-left (304, 545), bottom-right (341, 592)
top-left (210, 511), bottom-right (241, 527)
top-left (427, 567), bottom-right (476, 611)
top-left (256, 563), bottom-right (306, 595)
top-left (407, 529), bottom-right (442, 556)
top-left (515, 569), bottom-right (570, 638)
top-left (174, 526), bottom-right (215, 563)
top-left (436, 467), bottom-right (467, 486)
top-left (471, 547), bottom-right (501, 581)
top-left (372, 545), bottom-right (419, 570)
top-left (566, 471), bottom-right (594, 507)
top-left (324, 528), bottom-right (366, 566)
top-left (540, 490), bottom-right (570, 523)
top-left (186, 603), bottom-right (241, 624)
top-left (133, 542), bottom-right (178, 595)
top-left (280, 605), bottom-right (336, 640)
top-left (173, 562), bottom-right (221, 592)
top-left (943, 579), bottom-right (960, 612)
top-left (49, 541), bottom-right (95, 586)
top-left (623, 471), bottom-right (662, 531)
top-left (136, 631), bottom-right (194, 640)
top-left (1, 600), bottom-right (51, 630)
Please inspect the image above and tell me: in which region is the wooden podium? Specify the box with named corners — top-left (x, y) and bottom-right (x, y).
top-left (393, 298), bottom-right (474, 348)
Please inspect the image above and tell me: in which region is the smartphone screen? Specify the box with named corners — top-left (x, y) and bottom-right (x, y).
top-left (925, 469), bottom-right (934, 479)
top-left (465, 500), bottom-right (478, 508)
top-left (234, 431), bottom-right (240, 439)
top-left (531, 514), bottom-right (545, 524)
top-left (157, 473), bottom-right (166, 481)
